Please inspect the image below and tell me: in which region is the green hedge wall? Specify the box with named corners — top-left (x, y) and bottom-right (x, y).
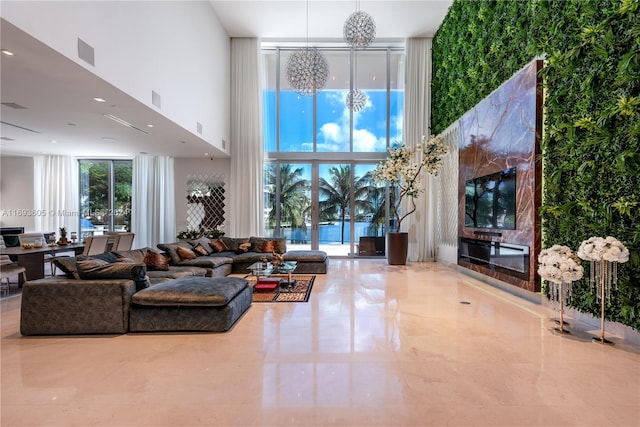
top-left (432, 0), bottom-right (640, 330)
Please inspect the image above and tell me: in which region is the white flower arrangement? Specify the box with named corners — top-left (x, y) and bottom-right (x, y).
top-left (538, 244), bottom-right (584, 284)
top-left (371, 134), bottom-right (449, 231)
top-left (577, 236), bottom-right (629, 263)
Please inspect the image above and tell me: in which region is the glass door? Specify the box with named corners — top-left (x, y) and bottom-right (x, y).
top-left (264, 162), bottom-right (312, 249)
top-left (265, 161), bottom-right (388, 258)
top-left (78, 160), bottom-right (132, 238)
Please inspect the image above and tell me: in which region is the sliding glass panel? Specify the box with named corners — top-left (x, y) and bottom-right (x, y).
top-left (354, 164), bottom-right (386, 257)
top-left (79, 161), bottom-right (108, 237)
top-left (264, 163), bottom-right (311, 245)
top-left (79, 159), bottom-right (132, 237)
top-left (318, 163), bottom-right (352, 255)
top-left (113, 160), bottom-right (132, 232)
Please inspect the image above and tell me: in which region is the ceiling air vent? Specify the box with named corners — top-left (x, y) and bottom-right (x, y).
top-left (152, 91), bottom-right (161, 108)
top-left (0, 121), bottom-right (39, 133)
top-left (78, 38), bottom-right (95, 66)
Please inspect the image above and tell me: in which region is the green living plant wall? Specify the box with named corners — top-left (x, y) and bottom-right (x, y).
top-left (432, 0), bottom-right (640, 330)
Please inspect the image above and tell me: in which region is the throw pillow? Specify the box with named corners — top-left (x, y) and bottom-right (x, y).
top-left (274, 237), bottom-right (287, 254)
top-left (89, 251), bottom-right (120, 264)
top-left (186, 237), bottom-right (214, 254)
top-left (261, 240), bottom-right (277, 253)
top-left (113, 248), bottom-right (150, 264)
top-left (75, 256), bottom-right (150, 292)
top-left (250, 236), bottom-right (286, 254)
top-left (192, 243), bottom-right (210, 256)
top-left (220, 237), bottom-right (249, 252)
top-left (235, 242), bottom-right (252, 254)
top-left (156, 242), bottom-right (193, 265)
top-left (210, 239), bottom-right (229, 253)
top-left (53, 257), bottom-right (79, 279)
top-left (176, 246), bottom-right (197, 260)
top-left (143, 250), bottom-right (169, 271)
top-left (75, 256), bottom-right (109, 278)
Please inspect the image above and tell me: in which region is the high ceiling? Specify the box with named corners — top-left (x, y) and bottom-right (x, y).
top-left (0, 1), bottom-right (452, 158)
top-left (209, 1), bottom-right (452, 39)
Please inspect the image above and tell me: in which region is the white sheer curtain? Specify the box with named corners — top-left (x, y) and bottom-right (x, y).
top-left (403, 37), bottom-right (436, 262)
top-left (33, 155), bottom-right (79, 235)
top-left (228, 37), bottom-right (264, 237)
top-left (132, 156), bottom-right (175, 248)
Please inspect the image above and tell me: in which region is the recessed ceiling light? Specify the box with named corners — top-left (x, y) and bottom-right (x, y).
top-left (204, 152), bottom-right (209, 156)
top-left (67, 123), bottom-right (77, 126)
top-left (50, 140), bottom-right (57, 144)
top-left (180, 141), bottom-right (186, 144)
top-left (146, 124), bottom-right (154, 128)
top-left (93, 97), bottom-right (106, 102)
top-left (1, 49), bottom-right (15, 56)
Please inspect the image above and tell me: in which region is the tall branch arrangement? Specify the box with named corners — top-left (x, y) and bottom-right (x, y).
top-left (371, 134), bottom-right (449, 232)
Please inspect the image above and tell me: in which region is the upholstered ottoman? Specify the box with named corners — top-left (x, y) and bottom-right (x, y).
top-left (129, 276), bottom-right (252, 332)
top-left (283, 250), bottom-right (328, 274)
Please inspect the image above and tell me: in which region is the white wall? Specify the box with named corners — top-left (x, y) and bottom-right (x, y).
top-left (1, 1), bottom-right (230, 152)
top-left (0, 156), bottom-right (36, 231)
top-left (173, 157), bottom-right (231, 237)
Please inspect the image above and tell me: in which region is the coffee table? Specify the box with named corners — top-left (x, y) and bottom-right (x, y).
top-left (247, 261), bottom-right (298, 290)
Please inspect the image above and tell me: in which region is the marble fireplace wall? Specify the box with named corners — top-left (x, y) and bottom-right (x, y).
top-left (457, 60), bottom-right (543, 292)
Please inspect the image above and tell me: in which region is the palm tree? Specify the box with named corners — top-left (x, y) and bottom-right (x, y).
top-left (264, 164), bottom-right (310, 233)
top-left (319, 165), bottom-right (375, 244)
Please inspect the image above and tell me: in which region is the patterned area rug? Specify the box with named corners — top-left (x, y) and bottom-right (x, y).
top-left (248, 274), bottom-right (315, 302)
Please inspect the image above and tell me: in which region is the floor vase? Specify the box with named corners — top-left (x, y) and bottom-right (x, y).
top-left (387, 232), bottom-right (408, 265)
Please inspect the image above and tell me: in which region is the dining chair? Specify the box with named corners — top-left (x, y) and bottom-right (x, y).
top-left (0, 236), bottom-right (27, 294)
top-left (82, 235), bottom-right (111, 256)
top-left (113, 232), bottom-right (135, 251)
top-left (18, 232), bottom-right (61, 275)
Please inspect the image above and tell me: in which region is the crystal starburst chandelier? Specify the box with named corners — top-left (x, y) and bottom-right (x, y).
top-left (345, 88), bottom-right (367, 112)
top-left (285, 0), bottom-right (329, 96)
top-left (345, 50), bottom-right (367, 112)
top-left (343, 2), bottom-right (376, 48)
top-left (286, 48), bottom-right (329, 97)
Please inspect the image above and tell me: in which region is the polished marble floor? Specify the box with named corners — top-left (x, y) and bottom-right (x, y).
top-left (2, 260), bottom-right (639, 426)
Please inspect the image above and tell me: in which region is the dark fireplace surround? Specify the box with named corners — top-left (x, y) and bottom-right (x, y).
top-left (457, 60), bottom-right (543, 292)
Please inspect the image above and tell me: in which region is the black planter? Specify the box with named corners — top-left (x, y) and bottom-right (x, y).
top-left (387, 232), bottom-right (408, 265)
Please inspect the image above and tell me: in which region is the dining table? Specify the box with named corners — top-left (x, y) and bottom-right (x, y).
top-left (0, 242), bottom-right (84, 284)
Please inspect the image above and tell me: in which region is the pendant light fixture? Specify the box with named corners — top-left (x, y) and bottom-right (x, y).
top-left (285, 0), bottom-right (329, 96)
top-left (345, 50), bottom-right (367, 112)
top-left (343, 0), bottom-right (376, 48)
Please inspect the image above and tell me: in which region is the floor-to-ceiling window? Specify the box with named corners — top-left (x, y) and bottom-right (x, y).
top-left (262, 45), bottom-right (404, 257)
top-left (78, 160), bottom-right (132, 238)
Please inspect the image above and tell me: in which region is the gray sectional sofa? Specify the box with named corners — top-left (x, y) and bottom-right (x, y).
top-left (157, 236), bottom-right (328, 276)
top-left (19, 238), bottom-right (328, 336)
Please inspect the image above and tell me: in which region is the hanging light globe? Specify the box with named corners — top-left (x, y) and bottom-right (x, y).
top-left (345, 89), bottom-right (367, 112)
top-left (343, 10), bottom-right (376, 48)
top-left (285, 47), bottom-right (330, 97)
